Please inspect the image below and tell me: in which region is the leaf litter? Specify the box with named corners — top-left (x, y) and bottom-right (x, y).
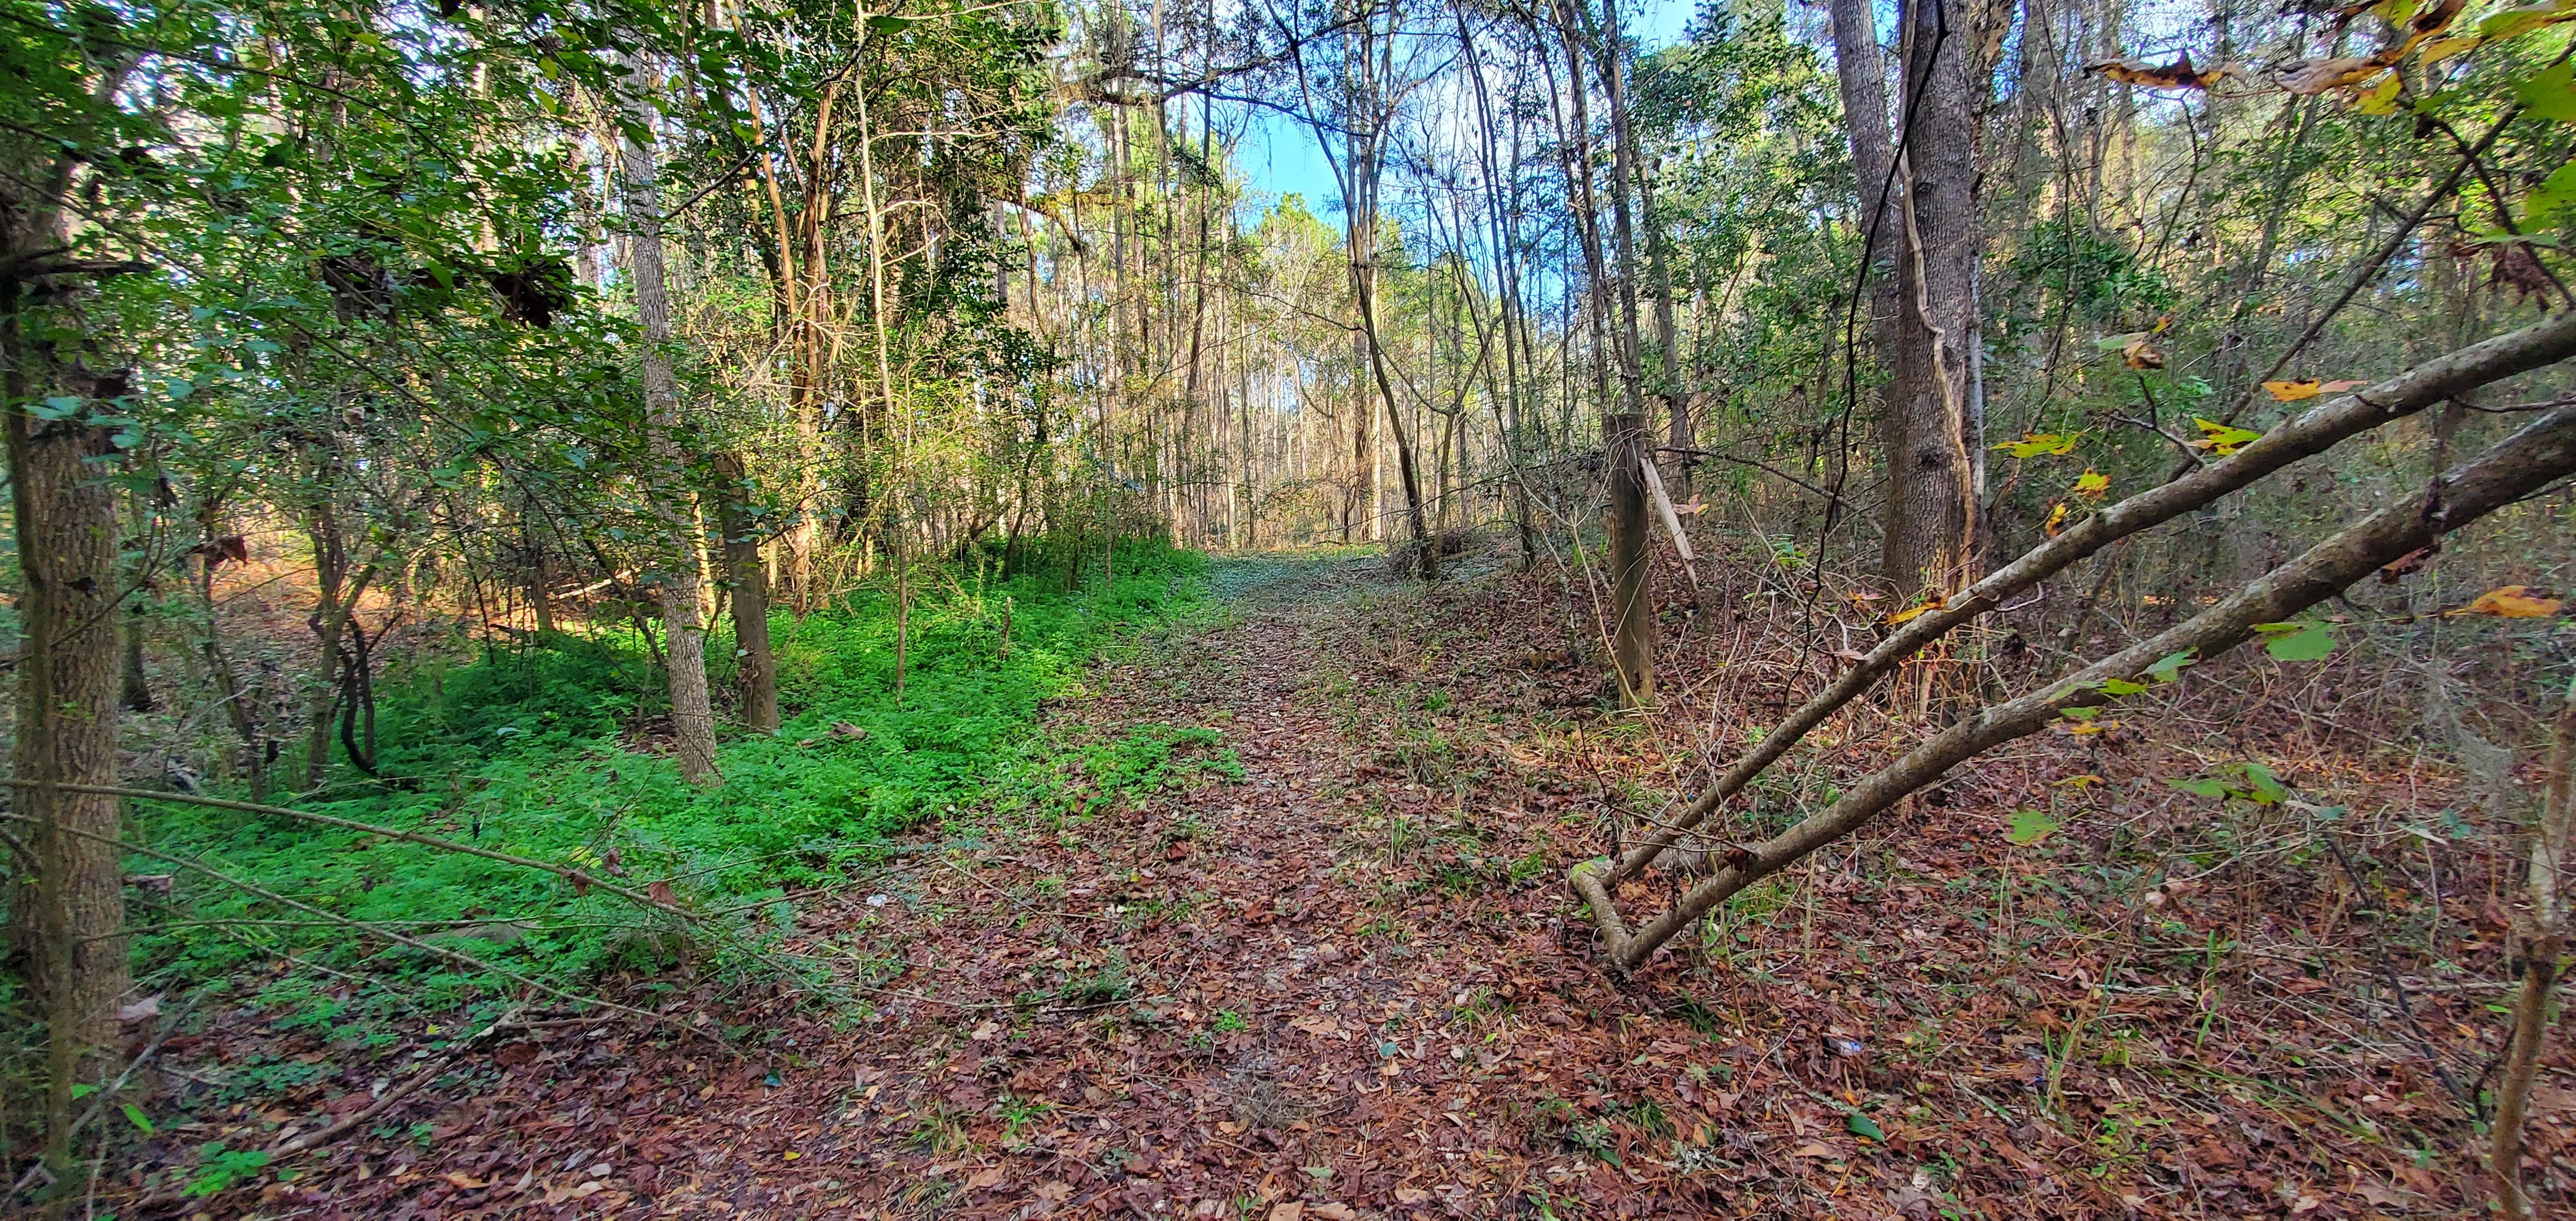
top-left (122, 552), bottom-right (2576, 1218)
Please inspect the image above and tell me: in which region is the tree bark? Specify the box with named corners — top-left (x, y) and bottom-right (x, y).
top-left (2, 310), bottom-right (132, 1180)
top-left (1339, 12), bottom-right (1434, 579)
top-left (524, 519), bottom-right (556, 635)
top-left (1568, 1), bottom-right (1646, 418)
top-left (299, 508), bottom-right (371, 788)
top-left (121, 605), bottom-right (153, 712)
top-left (1590, 0), bottom-right (1692, 470)
top-left (1455, 9), bottom-right (1540, 570)
top-left (1826, 0), bottom-right (1903, 469)
top-left (2492, 690), bottom-right (2576, 1218)
top-left (1881, 0), bottom-right (1983, 599)
top-left (713, 452), bottom-right (779, 733)
top-left (1606, 413), bottom-right (1654, 706)
top-left (619, 79), bottom-right (722, 785)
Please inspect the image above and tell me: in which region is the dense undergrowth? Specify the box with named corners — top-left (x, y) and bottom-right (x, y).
top-left (119, 540), bottom-right (1216, 1035)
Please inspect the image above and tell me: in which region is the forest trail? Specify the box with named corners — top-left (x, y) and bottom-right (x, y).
top-left (664, 550), bottom-right (1698, 1219)
top-left (269, 552), bottom-right (2473, 1221)
top-left (286, 552), bottom-right (1767, 1220)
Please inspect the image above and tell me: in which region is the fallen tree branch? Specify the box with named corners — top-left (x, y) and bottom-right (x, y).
top-left (271, 1005), bottom-right (527, 1157)
top-left (2318, 827), bottom-right (2479, 1113)
top-left (6, 997), bottom-right (202, 1195)
top-left (1580, 403), bottom-right (2576, 969)
top-left (1594, 309), bottom-right (2576, 889)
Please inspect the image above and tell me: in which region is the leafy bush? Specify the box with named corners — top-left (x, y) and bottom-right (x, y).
top-left (130, 540), bottom-right (1210, 1013)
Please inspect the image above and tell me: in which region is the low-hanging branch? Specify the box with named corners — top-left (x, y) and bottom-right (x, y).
top-left (1578, 402), bottom-right (2576, 970)
top-left (1593, 307), bottom-right (2576, 890)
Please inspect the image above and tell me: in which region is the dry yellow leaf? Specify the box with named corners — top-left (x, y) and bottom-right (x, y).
top-left (2421, 34), bottom-right (2481, 64)
top-left (2463, 585), bottom-right (2564, 617)
top-left (1886, 600), bottom-right (1942, 625)
top-left (2357, 70), bottom-right (2406, 113)
top-left (2264, 379), bottom-right (2322, 401)
top-left (2281, 56), bottom-right (2379, 94)
top-left (2087, 55), bottom-right (2231, 89)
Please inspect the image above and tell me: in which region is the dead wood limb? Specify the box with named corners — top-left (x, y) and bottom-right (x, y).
top-left (10, 782), bottom-right (698, 924)
top-left (1594, 309), bottom-right (2576, 889)
top-left (271, 1005), bottom-right (527, 1158)
top-left (2491, 686), bottom-right (2576, 1219)
top-left (5, 997), bottom-right (200, 1195)
top-left (1587, 404), bottom-right (2576, 971)
top-left (2319, 828), bottom-right (2479, 1112)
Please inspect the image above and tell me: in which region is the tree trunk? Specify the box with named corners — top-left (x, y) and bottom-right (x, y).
top-left (2, 316), bottom-right (132, 1179)
top-left (298, 509), bottom-right (372, 791)
top-left (1339, 10), bottom-right (1433, 578)
top-left (2492, 690), bottom-right (2576, 1218)
top-left (713, 453), bottom-right (780, 733)
top-left (525, 522), bottom-right (556, 635)
top-left (619, 81), bottom-right (722, 786)
top-left (1827, 0), bottom-right (1905, 504)
top-left (0, 53), bottom-right (142, 1166)
top-left (1457, 9), bottom-right (1541, 570)
top-left (1882, 0), bottom-right (1983, 600)
top-left (1606, 413), bottom-right (1654, 706)
top-left (1578, 0), bottom-right (1655, 447)
top-left (121, 605), bottom-right (154, 712)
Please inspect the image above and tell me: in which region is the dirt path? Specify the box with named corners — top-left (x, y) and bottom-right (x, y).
top-left (595, 553), bottom-right (1876, 1219)
top-left (243, 552), bottom-right (2492, 1220)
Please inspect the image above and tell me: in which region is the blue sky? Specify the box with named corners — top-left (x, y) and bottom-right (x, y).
top-left (1233, 0), bottom-right (1700, 220)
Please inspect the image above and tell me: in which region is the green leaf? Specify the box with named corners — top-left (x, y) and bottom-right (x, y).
top-left (29, 395), bottom-right (82, 422)
top-left (866, 13), bottom-right (915, 32)
top-left (70, 1083), bottom-right (98, 1100)
top-left (2238, 763), bottom-right (2288, 806)
top-left (1996, 432), bottom-right (2079, 459)
top-left (2169, 778), bottom-right (2230, 798)
top-left (122, 1102), bottom-right (155, 1135)
top-left (2100, 678), bottom-right (2149, 696)
top-left (2008, 808), bottom-right (2062, 845)
top-left (2263, 622), bottom-right (2336, 662)
top-left (2058, 706), bottom-right (2100, 722)
top-left (2515, 60), bottom-right (2576, 122)
top-left (2482, 4), bottom-right (2568, 39)
top-left (2192, 417), bottom-right (2264, 455)
top-left (1846, 1111), bottom-right (1886, 1140)
top-left (2144, 651), bottom-right (2196, 683)
top-left (2527, 160), bottom-right (2576, 227)
top-left (163, 377), bottom-right (193, 400)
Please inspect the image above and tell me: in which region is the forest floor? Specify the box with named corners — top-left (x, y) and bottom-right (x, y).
top-left (155, 548), bottom-right (2572, 1220)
